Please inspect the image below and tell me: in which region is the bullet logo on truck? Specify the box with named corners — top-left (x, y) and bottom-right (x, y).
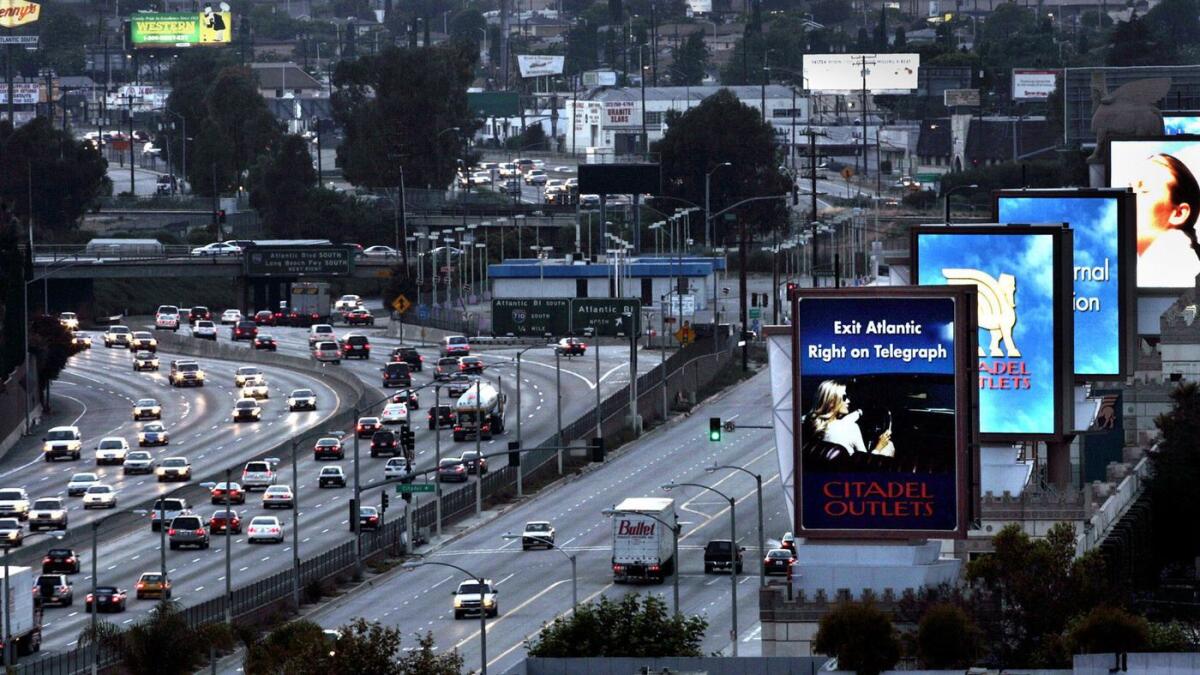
top-left (617, 520), bottom-right (655, 536)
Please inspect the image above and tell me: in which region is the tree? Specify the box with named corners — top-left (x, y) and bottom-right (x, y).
top-left (916, 603), bottom-right (980, 668)
top-left (0, 213), bottom-right (26, 380)
top-left (1143, 0), bottom-right (1200, 63)
top-left (333, 43), bottom-right (479, 192)
top-left (79, 601), bottom-right (233, 675)
top-left (244, 620), bottom-right (460, 675)
top-left (810, 0), bottom-right (850, 25)
top-left (526, 594), bottom-right (707, 658)
top-left (1105, 14), bottom-right (1165, 66)
top-left (1066, 606), bottom-right (1150, 655)
top-left (812, 601), bottom-right (901, 675)
top-left (395, 632), bottom-right (464, 674)
top-left (966, 522), bottom-right (1115, 668)
top-left (651, 89), bottom-right (792, 241)
top-left (249, 135), bottom-right (317, 234)
top-left (672, 32), bottom-right (709, 86)
top-left (189, 66), bottom-right (283, 196)
top-left (163, 49), bottom-right (238, 188)
top-left (0, 118), bottom-right (109, 234)
top-left (1146, 383), bottom-right (1200, 565)
top-left (244, 620), bottom-right (335, 675)
top-left (448, 9), bottom-right (486, 48)
top-left (26, 314), bottom-right (80, 412)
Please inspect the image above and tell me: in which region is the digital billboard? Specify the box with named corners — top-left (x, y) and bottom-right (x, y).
top-left (1164, 115), bottom-right (1200, 136)
top-left (995, 189), bottom-right (1136, 378)
top-left (131, 7), bottom-right (232, 48)
top-left (1107, 137), bottom-right (1200, 290)
top-left (792, 287), bottom-right (977, 538)
top-left (914, 225), bottom-right (1074, 439)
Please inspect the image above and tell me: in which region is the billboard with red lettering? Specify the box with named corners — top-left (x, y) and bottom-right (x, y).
top-left (792, 287), bottom-right (978, 539)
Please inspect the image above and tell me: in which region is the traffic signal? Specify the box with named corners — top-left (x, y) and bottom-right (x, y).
top-left (709, 417), bottom-right (722, 442)
top-left (590, 437), bottom-right (605, 463)
top-left (381, 491), bottom-right (390, 511)
top-left (792, 185), bottom-right (799, 206)
top-left (217, 209), bottom-right (227, 225)
top-left (508, 440), bottom-right (520, 467)
top-left (786, 282), bottom-right (798, 302)
top-left (401, 427), bottom-right (415, 453)
top-left (348, 498), bottom-right (359, 531)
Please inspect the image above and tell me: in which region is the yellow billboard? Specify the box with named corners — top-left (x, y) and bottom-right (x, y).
top-left (0, 0), bottom-right (41, 29)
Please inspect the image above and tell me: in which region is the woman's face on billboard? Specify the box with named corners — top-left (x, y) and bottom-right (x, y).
top-left (1132, 156), bottom-right (1193, 253)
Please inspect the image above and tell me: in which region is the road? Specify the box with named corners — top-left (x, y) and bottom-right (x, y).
top-left (245, 367), bottom-right (785, 674)
top-left (26, 317), bottom-right (656, 656)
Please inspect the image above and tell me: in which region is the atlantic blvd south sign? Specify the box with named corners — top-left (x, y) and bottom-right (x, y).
top-left (0, 0), bottom-right (40, 28)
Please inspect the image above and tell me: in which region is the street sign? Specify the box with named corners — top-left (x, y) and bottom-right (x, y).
top-left (0, 35), bottom-right (37, 44)
top-left (492, 298), bottom-right (570, 336)
top-left (243, 245), bottom-right (354, 277)
top-left (665, 293), bottom-right (696, 316)
top-left (417, 304), bottom-right (430, 320)
top-left (572, 298), bottom-right (641, 337)
top-left (395, 483), bottom-right (435, 494)
top-left (391, 294), bottom-right (412, 314)
top-left (674, 321), bottom-right (696, 345)
top-left (841, 166), bottom-right (855, 180)
top-left (748, 308), bottom-right (761, 320)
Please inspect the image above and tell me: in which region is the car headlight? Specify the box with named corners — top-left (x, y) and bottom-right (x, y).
top-left (197, 373), bottom-right (205, 380)
top-left (41, 443), bottom-right (50, 452)
top-left (454, 597), bottom-right (463, 608)
top-left (155, 467), bottom-right (165, 475)
top-left (484, 599), bottom-right (495, 607)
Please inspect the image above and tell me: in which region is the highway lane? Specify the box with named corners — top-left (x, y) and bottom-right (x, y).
top-left (289, 368), bottom-right (786, 674)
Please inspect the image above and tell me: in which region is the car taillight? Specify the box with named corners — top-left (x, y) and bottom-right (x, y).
top-left (86, 594), bottom-right (93, 602)
top-left (111, 595), bottom-right (120, 601)
top-left (649, 564), bottom-right (660, 572)
top-left (66, 556), bottom-right (75, 562)
top-left (41, 557), bottom-right (50, 563)
top-left (167, 529), bottom-right (176, 535)
top-left (613, 564), bottom-right (624, 572)
top-left (764, 557), bottom-right (771, 563)
top-left (195, 529), bottom-right (205, 536)
top-left (368, 516), bottom-right (377, 522)
top-left (136, 582), bottom-right (145, 589)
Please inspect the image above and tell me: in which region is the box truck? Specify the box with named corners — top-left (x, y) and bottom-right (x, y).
top-left (611, 498), bottom-right (676, 584)
top-left (0, 566), bottom-right (41, 660)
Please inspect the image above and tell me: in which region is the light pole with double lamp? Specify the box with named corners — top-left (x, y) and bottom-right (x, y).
top-left (662, 481), bottom-right (741, 656)
top-left (601, 507), bottom-right (680, 615)
top-left (402, 559), bottom-right (490, 674)
top-left (705, 463), bottom-right (764, 588)
top-left (704, 162), bottom-right (732, 250)
top-left (501, 532), bottom-right (576, 608)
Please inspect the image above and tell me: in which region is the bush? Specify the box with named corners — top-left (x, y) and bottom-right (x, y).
top-left (902, 189), bottom-right (938, 210)
top-left (813, 601), bottom-right (901, 675)
top-left (1067, 606), bottom-right (1150, 655)
top-left (917, 603), bottom-right (980, 668)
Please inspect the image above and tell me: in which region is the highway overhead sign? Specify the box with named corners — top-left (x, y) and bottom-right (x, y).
top-left (0, 35), bottom-right (37, 44)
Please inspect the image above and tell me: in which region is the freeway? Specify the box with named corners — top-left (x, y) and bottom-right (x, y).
top-left (270, 368), bottom-right (785, 674)
top-left (28, 318), bottom-right (657, 657)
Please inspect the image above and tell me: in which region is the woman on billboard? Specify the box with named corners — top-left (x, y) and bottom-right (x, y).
top-left (1131, 153), bottom-right (1200, 287)
top-left (802, 379), bottom-right (894, 471)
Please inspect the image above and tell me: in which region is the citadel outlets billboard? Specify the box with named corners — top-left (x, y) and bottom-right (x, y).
top-left (914, 225), bottom-right (1074, 440)
top-left (1108, 137), bottom-right (1200, 290)
top-left (995, 189), bottom-right (1136, 379)
top-left (787, 288), bottom-right (978, 539)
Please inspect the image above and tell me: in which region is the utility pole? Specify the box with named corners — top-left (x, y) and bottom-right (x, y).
top-left (738, 218), bottom-right (748, 371)
top-left (809, 129), bottom-right (820, 288)
top-left (859, 54), bottom-right (873, 181)
top-left (127, 92), bottom-right (135, 195)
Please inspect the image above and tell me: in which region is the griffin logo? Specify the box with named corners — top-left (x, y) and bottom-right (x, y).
top-left (941, 268), bottom-right (1021, 358)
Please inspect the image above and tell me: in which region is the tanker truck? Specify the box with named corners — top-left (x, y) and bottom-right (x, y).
top-left (452, 381), bottom-right (507, 442)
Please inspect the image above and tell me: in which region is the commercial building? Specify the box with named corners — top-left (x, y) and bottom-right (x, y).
top-left (489, 256), bottom-right (724, 311)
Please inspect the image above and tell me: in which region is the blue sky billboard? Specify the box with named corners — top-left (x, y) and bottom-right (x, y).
top-left (792, 287), bottom-right (977, 539)
top-left (1164, 115), bottom-right (1200, 136)
top-left (995, 189), bottom-right (1136, 379)
top-left (913, 225), bottom-right (1074, 440)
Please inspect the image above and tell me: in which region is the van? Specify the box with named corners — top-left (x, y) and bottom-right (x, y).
top-left (381, 361), bottom-right (411, 388)
top-left (440, 335), bottom-right (470, 357)
top-left (242, 460), bottom-right (277, 490)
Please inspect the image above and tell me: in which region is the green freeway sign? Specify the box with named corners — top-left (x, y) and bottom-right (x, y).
top-left (572, 298), bottom-right (641, 337)
top-left (492, 298), bottom-right (570, 336)
top-left (243, 246), bottom-right (354, 277)
top-left (748, 308), bottom-right (761, 320)
top-left (396, 483), bottom-right (436, 494)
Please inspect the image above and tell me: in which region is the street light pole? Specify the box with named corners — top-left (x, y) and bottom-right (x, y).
top-left (291, 439), bottom-right (300, 609)
top-left (704, 162), bottom-right (732, 250)
top-left (223, 467), bottom-right (232, 624)
top-left (352, 405), bottom-right (363, 578)
top-left (943, 183), bottom-right (979, 225)
top-left (404, 560), bottom-right (489, 674)
top-left (707, 464), bottom-right (765, 588)
top-left (474, 378), bottom-right (483, 518)
top-left (663, 481), bottom-right (739, 655)
top-left (434, 386), bottom-right (443, 537)
top-left (555, 347), bottom-right (563, 474)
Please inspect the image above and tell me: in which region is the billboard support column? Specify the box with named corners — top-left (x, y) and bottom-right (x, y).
top-left (1046, 439), bottom-right (1072, 489)
top-left (5, 44), bottom-right (12, 125)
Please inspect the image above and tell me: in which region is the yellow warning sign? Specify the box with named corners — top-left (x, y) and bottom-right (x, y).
top-left (674, 321), bottom-right (695, 345)
top-left (391, 294), bottom-right (412, 314)
top-left (840, 166), bottom-right (855, 180)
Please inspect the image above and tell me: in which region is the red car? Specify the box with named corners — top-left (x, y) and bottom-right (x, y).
top-left (253, 310), bottom-right (275, 326)
top-left (763, 549), bottom-right (795, 576)
top-left (253, 334), bottom-right (277, 351)
top-left (210, 482), bottom-right (246, 505)
top-left (232, 320), bottom-right (257, 341)
top-left (345, 308), bottom-right (375, 326)
top-left (555, 337), bottom-right (587, 357)
top-left (208, 509), bottom-right (242, 534)
top-left (460, 356), bottom-right (485, 374)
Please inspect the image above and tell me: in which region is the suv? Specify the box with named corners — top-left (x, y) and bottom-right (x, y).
top-left (102, 325), bottom-right (132, 347)
top-left (149, 498), bottom-right (190, 531)
top-left (241, 460), bottom-right (277, 490)
top-left (188, 306), bottom-right (210, 323)
top-left (452, 579), bottom-right (498, 619)
top-left (460, 450), bottom-right (487, 475)
top-left (0, 489), bottom-right (30, 521)
top-left (340, 334), bottom-right (371, 359)
top-left (95, 437), bottom-right (129, 465)
top-left (192, 320), bottom-right (217, 340)
top-left (232, 320), bottom-right (258, 341)
top-left (168, 515), bottom-right (209, 549)
top-left (381, 361), bottom-right (411, 388)
top-left (168, 360), bottom-right (205, 387)
top-left (434, 357), bottom-right (460, 381)
top-left (129, 331), bottom-right (157, 352)
top-left (308, 324), bottom-right (336, 347)
top-left (703, 539), bottom-right (745, 574)
top-left (30, 498), bottom-right (67, 531)
top-left (42, 427), bottom-right (82, 461)
top-left (311, 341), bottom-right (341, 364)
top-left (35, 574), bottom-right (74, 607)
top-left (232, 398), bottom-right (262, 422)
top-left (440, 335), bottom-right (470, 357)
top-left (370, 430), bottom-right (398, 458)
top-left (392, 346), bottom-right (423, 371)
top-left (428, 405), bottom-right (455, 430)
top-left (154, 306), bottom-right (180, 331)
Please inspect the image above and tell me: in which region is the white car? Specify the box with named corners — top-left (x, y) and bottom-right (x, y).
top-left (521, 521), bottom-right (556, 549)
top-left (191, 242), bottom-right (242, 257)
top-left (123, 450), bottom-right (154, 475)
top-left (67, 473), bottom-right (100, 497)
top-left (42, 426), bottom-right (82, 461)
top-left (220, 309), bottom-right (243, 325)
top-left (232, 398), bottom-right (263, 422)
top-left (363, 246), bottom-right (398, 258)
top-left (132, 351), bottom-right (159, 371)
top-left (0, 489), bottom-right (30, 521)
top-left (380, 402), bottom-right (408, 425)
top-left (242, 460), bottom-right (278, 490)
top-left (102, 325), bottom-right (132, 348)
top-left (154, 311), bottom-right (180, 331)
top-left (132, 398), bottom-right (161, 420)
top-left (308, 324), bottom-right (336, 346)
top-left (192, 320), bottom-right (217, 340)
top-left (156, 456), bottom-right (191, 482)
top-left (240, 374), bottom-right (269, 399)
top-left (384, 457), bottom-right (413, 481)
top-left (58, 312), bottom-right (79, 330)
top-left (95, 437), bottom-right (129, 465)
top-left (287, 389), bottom-right (317, 411)
top-left (247, 516), bottom-right (284, 543)
top-left (334, 295), bottom-right (362, 312)
top-left (261, 485), bottom-right (294, 509)
top-left (82, 485), bottom-right (118, 509)
top-left (234, 366), bottom-right (262, 387)
top-left (28, 498), bottom-right (67, 531)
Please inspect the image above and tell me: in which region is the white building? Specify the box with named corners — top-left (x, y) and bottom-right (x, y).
top-left (566, 85), bottom-right (808, 156)
top-left (489, 257), bottom-right (723, 311)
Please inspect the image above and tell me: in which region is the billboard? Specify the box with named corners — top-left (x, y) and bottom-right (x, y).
top-left (943, 89), bottom-right (979, 107)
top-left (0, 0), bottom-right (39, 28)
top-left (0, 83), bottom-right (39, 105)
top-left (802, 53), bottom-right (919, 93)
top-left (577, 163), bottom-right (660, 195)
top-left (1107, 137), bottom-right (1200, 290)
top-left (1012, 69), bottom-right (1058, 100)
top-left (995, 189), bottom-right (1136, 378)
top-left (791, 287), bottom-right (977, 538)
top-left (517, 55), bottom-right (565, 78)
top-left (686, 0), bottom-right (712, 13)
top-left (131, 8), bottom-right (232, 48)
top-left (1164, 115), bottom-right (1200, 136)
top-left (602, 100), bottom-right (639, 126)
top-left (913, 225), bottom-right (1074, 439)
